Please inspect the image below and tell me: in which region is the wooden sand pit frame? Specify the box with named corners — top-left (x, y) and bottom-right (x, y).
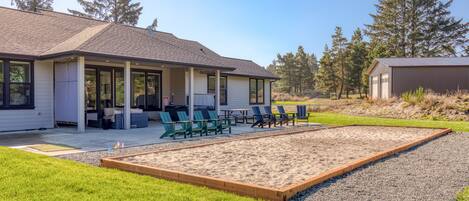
top-left (101, 126), bottom-right (452, 201)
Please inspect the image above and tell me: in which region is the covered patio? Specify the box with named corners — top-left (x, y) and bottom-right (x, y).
top-left (53, 55), bottom-right (230, 133)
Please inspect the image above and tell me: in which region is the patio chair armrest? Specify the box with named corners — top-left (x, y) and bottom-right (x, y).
top-left (162, 122), bottom-right (176, 124)
top-left (192, 120), bottom-right (206, 123)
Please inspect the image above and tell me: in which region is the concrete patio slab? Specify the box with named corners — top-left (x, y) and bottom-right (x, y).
top-left (0, 121), bottom-right (313, 152)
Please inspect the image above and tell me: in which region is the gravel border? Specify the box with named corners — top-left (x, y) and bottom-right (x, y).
top-left (290, 132), bottom-right (469, 201)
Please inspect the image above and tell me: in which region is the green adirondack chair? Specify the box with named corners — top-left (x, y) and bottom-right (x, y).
top-left (159, 112), bottom-right (190, 140)
top-left (208, 111), bottom-right (231, 134)
top-left (194, 111), bottom-right (218, 135)
top-left (177, 111), bottom-right (206, 137)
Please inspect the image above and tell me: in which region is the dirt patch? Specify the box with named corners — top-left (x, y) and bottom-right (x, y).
top-left (119, 126), bottom-right (437, 189)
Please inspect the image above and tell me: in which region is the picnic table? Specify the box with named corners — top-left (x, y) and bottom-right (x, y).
top-left (220, 108), bottom-right (250, 124)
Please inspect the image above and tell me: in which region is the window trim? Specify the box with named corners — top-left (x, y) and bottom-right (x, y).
top-left (207, 75), bottom-right (228, 105)
top-left (249, 78), bottom-right (265, 105)
top-left (131, 69), bottom-right (163, 111)
top-left (0, 59), bottom-right (34, 110)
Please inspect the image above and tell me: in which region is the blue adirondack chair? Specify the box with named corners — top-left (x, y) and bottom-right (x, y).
top-left (177, 111), bottom-right (207, 137)
top-left (159, 112), bottom-right (190, 140)
top-left (277, 105), bottom-right (295, 126)
top-left (251, 106), bottom-right (272, 128)
top-left (194, 111), bottom-right (218, 135)
top-left (296, 105), bottom-right (310, 123)
top-left (208, 111), bottom-right (231, 134)
top-left (263, 106), bottom-right (281, 126)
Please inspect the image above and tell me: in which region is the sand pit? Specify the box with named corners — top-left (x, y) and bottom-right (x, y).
top-left (116, 126), bottom-right (439, 189)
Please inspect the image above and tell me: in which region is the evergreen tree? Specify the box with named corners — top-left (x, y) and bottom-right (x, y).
top-left (295, 46), bottom-right (316, 94)
top-left (147, 18), bottom-right (158, 31)
top-left (366, 0), bottom-right (467, 57)
top-left (11, 0), bottom-right (53, 12)
top-left (347, 28), bottom-right (368, 97)
top-left (315, 45), bottom-right (338, 97)
top-left (68, 0), bottom-right (143, 26)
top-left (330, 27), bottom-right (349, 99)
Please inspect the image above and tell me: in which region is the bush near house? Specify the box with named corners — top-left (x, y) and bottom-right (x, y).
top-left (0, 147), bottom-right (253, 201)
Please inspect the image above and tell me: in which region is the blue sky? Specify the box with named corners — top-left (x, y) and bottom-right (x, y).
top-left (1, 0), bottom-right (468, 66)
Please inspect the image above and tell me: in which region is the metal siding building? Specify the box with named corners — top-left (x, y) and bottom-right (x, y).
top-left (368, 57), bottom-right (469, 99)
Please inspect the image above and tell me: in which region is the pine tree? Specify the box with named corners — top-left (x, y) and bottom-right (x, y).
top-left (330, 27), bottom-right (349, 99)
top-left (11, 0), bottom-right (53, 12)
top-left (366, 0), bottom-right (467, 57)
top-left (68, 0), bottom-right (143, 26)
top-left (147, 18), bottom-right (158, 31)
top-left (315, 45), bottom-right (338, 97)
top-left (347, 28), bottom-right (368, 97)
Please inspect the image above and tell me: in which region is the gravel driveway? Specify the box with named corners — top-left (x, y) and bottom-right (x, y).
top-left (291, 132), bottom-right (469, 201)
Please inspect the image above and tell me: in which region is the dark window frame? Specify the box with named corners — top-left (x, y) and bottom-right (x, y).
top-left (207, 75), bottom-right (228, 105)
top-left (0, 59), bottom-right (34, 110)
top-left (131, 69), bottom-right (163, 111)
top-left (249, 78), bottom-right (264, 105)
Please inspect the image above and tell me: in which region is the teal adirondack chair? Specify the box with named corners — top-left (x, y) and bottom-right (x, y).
top-left (194, 111), bottom-right (217, 135)
top-left (159, 112), bottom-right (190, 140)
top-left (177, 111), bottom-right (206, 137)
top-left (208, 111), bottom-right (231, 134)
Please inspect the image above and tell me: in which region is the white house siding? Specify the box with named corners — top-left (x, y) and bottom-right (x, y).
top-left (220, 76), bottom-right (272, 115)
top-left (0, 60), bottom-right (54, 132)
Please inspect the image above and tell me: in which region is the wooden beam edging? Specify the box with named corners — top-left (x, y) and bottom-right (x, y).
top-left (101, 158), bottom-right (285, 201)
top-left (101, 127), bottom-right (452, 201)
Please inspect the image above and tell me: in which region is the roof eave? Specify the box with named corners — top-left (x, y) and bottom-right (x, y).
top-left (38, 50), bottom-right (236, 71)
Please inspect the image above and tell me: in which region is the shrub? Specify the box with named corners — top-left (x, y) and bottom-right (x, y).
top-left (401, 87), bottom-right (425, 105)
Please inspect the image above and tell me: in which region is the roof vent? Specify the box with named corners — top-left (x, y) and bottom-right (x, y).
top-left (200, 48), bottom-right (206, 54)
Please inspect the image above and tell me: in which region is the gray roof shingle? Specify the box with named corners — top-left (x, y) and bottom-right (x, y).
top-left (0, 7), bottom-right (279, 78)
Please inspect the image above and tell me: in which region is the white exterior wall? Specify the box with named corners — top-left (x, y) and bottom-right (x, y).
top-left (190, 70), bottom-right (272, 114)
top-left (221, 76), bottom-right (272, 115)
top-left (0, 60), bottom-right (54, 132)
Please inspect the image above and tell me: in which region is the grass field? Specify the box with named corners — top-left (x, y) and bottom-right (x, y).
top-left (0, 146), bottom-right (253, 201)
top-left (310, 112), bottom-right (469, 132)
top-left (458, 187), bottom-right (469, 201)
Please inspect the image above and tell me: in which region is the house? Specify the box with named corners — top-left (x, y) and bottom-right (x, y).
top-left (368, 57), bottom-right (469, 99)
top-left (0, 7), bottom-right (279, 132)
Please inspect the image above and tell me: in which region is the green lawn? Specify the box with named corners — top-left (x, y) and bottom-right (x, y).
top-left (458, 187), bottom-right (469, 201)
top-left (0, 146), bottom-right (254, 201)
top-left (310, 112), bottom-right (469, 132)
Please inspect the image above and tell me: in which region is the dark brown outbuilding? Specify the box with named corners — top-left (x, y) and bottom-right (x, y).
top-left (368, 57), bottom-right (469, 99)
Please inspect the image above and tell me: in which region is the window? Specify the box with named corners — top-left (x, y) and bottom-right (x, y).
top-left (85, 69), bottom-right (97, 110)
top-left (114, 70), bottom-right (124, 107)
top-left (249, 78), bottom-right (264, 104)
top-left (131, 70), bottom-right (162, 111)
top-left (207, 75), bottom-right (227, 105)
top-left (0, 60), bottom-right (34, 109)
top-left (146, 73), bottom-right (161, 110)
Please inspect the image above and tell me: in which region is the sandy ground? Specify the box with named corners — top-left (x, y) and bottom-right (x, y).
top-left (120, 126), bottom-right (437, 188)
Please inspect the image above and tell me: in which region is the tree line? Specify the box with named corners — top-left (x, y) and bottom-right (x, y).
top-left (10, 0), bottom-right (158, 29)
top-left (268, 0), bottom-right (468, 99)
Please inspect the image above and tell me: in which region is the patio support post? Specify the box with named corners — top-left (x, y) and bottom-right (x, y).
top-left (215, 70), bottom-right (220, 115)
top-left (189, 67), bottom-right (194, 120)
top-left (77, 56), bottom-right (85, 132)
top-left (124, 61), bottom-right (131, 129)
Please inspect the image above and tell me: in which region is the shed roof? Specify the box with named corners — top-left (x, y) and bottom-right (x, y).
top-left (368, 57), bottom-right (469, 74)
